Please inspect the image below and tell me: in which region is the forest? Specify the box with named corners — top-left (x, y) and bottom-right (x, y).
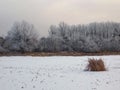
top-left (0, 21), bottom-right (120, 53)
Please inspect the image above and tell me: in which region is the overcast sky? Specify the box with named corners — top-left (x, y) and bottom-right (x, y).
top-left (0, 0), bottom-right (120, 36)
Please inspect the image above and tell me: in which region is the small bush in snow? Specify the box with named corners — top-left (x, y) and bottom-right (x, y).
top-left (85, 58), bottom-right (106, 71)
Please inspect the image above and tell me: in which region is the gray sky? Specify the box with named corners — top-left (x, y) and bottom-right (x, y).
top-left (0, 0), bottom-right (120, 37)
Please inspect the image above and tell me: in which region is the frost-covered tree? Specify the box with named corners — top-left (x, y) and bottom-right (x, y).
top-left (0, 37), bottom-right (8, 52)
top-left (49, 22), bottom-right (73, 51)
top-left (48, 22), bottom-right (120, 52)
top-left (4, 21), bottom-right (38, 52)
top-left (0, 37), bottom-right (4, 46)
top-left (2, 21), bottom-right (120, 53)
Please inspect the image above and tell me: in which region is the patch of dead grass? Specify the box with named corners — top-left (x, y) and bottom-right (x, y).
top-left (85, 58), bottom-right (106, 71)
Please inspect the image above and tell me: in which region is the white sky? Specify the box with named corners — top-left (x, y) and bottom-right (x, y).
top-left (0, 0), bottom-right (120, 36)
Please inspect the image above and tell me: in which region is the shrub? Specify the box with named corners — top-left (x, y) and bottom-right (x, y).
top-left (85, 58), bottom-right (106, 71)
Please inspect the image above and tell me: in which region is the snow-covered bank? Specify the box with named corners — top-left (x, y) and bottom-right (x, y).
top-left (0, 56), bottom-right (120, 90)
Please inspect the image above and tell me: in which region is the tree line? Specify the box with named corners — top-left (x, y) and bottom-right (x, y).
top-left (0, 21), bottom-right (120, 53)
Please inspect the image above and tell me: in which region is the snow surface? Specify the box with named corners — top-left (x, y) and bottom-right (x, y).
top-left (0, 55), bottom-right (120, 90)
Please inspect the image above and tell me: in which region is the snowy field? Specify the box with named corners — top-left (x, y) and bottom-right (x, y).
top-left (0, 56), bottom-right (120, 90)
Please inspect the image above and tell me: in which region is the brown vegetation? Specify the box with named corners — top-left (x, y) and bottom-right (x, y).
top-left (86, 58), bottom-right (106, 71)
top-left (0, 51), bottom-right (120, 56)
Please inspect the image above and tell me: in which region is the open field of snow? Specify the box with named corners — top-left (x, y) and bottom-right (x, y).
top-left (0, 56), bottom-right (120, 90)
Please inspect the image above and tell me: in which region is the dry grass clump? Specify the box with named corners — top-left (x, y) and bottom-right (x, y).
top-left (85, 58), bottom-right (106, 71)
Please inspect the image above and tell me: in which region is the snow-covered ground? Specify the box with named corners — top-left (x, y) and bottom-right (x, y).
top-left (0, 56), bottom-right (120, 90)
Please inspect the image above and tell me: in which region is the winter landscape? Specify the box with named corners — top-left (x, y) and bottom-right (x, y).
top-left (1, 0), bottom-right (120, 90)
top-left (0, 56), bottom-right (120, 90)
